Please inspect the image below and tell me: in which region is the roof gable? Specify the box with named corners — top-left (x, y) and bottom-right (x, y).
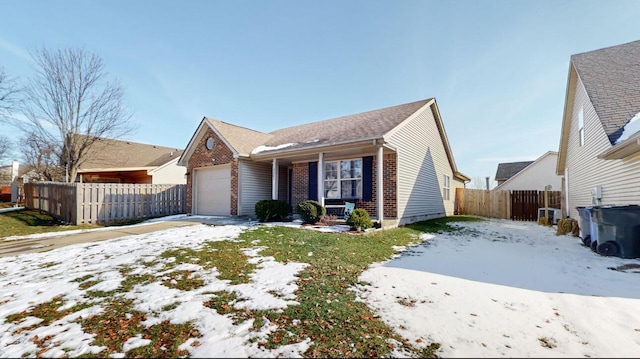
top-left (495, 151), bottom-right (558, 189)
top-left (495, 161), bottom-right (534, 182)
top-left (571, 40), bottom-right (640, 144)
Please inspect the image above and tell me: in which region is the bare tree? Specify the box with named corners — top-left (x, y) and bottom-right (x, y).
top-left (0, 66), bottom-right (21, 120)
top-left (0, 135), bottom-right (13, 163)
top-left (19, 47), bottom-right (134, 182)
top-left (20, 131), bottom-right (61, 181)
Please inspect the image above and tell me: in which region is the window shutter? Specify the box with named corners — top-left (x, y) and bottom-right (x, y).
top-left (363, 156), bottom-right (373, 201)
top-left (308, 162), bottom-right (318, 201)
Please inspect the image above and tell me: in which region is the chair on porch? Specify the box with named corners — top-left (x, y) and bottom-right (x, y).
top-left (343, 201), bottom-right (355, 219)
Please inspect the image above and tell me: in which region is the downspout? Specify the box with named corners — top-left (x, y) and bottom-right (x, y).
top-left (272, 159), bottom-right (278, 200)
top-left (317, 152), bottom-right (324, 206)
top-left (377, 145), bottom-right (384, 224)
top-left (564, 167), bottom-right (570, 218)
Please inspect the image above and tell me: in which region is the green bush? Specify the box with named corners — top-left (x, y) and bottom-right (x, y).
top-left (255, 199), bottom-right (289, 222)
top-left (346, 208), bottom-right (373, 232)
top-left (295, 200), bottom-right (326, 224)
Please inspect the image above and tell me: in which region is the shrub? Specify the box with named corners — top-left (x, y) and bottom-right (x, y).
top-left (255, 199), bottom-right (289, 222)
top-left (295, 200), bottom-right (326, 224)
top-left (346, 208), bottom-right (373, 232)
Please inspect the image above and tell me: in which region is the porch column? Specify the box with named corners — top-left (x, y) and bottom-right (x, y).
top-left (376, 146), bottom-right (384, 223)
top-left (272, 159), bottom-right (278, 200)
top-left (317, 152), bottom-right (324, 206)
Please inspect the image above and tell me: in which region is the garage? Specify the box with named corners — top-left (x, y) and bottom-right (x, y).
top-left (194, 165), bottom-right (231, 215)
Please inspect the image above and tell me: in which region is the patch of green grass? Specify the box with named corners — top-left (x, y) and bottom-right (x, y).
top-left (5, 296), bottom-right (92, 329)
top-left (161, 270), bottom-right (205, 291)
top-left (0, 209), bottom-right (99, 238)
top-left (71, 275), bottom-right (94, 283)
top-left (218, 223), bottom-right (444, 358)
top-left (160, 241), bottom-right (256, 284)
top-left (78, 298), bottom-right (200, 358)
top-left (406, 215), bottom-right (485, 233)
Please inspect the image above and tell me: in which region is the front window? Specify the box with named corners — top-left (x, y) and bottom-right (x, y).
top-left (324, 159), bottom-right (362, 198)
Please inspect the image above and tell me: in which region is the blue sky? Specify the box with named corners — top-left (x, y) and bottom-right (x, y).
top-left (1, 0), bottom-right (639, 187)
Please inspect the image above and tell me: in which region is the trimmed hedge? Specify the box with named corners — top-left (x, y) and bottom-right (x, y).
top-left (255, 199), bottom-right (289, 222)
top-left (295, 200), bottom-right (326, 224)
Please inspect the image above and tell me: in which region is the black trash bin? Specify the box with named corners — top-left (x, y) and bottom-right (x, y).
top-left (592, 205), bottom-right (640, 259)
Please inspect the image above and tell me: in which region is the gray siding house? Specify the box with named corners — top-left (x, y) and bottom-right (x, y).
top-left (178, 98), bottom-right (470, 228)
top-left (557, 40), bottom-right (640, 219)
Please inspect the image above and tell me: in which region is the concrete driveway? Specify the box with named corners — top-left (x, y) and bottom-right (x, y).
top-left (0, 215), bottom-right (254, 257)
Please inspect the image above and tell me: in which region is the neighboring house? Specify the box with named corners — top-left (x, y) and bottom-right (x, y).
top-left (0, 161), bottom-right (29, 202)
top-left (494, 151), bottom-right (562, 191)
top-left (494, 160), bottom-right (533, 186)
top-left (557, 40), bottom-right (640, 219)
top-left (77, 137), bottom-right (186, 184)
top-left (178, 98), bottom-right (470, 227)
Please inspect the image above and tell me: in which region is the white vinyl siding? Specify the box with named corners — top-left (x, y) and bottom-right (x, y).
top-left (238, 160), bottom-right (272, 216)
top-left (564, 77), bottom-right (640, 219)
top-left (150, 159), bottom-right (187, 184)
top-left (387, 104), bottom-right (455, 221)
top-left (494, 153), bottom-right (562, 191)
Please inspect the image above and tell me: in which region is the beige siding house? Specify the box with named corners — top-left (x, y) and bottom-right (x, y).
top-left (178, 98), bottom-right (469, 227)
top-left (494, 151), bottom-right (561, 191)
top-left (557, 40), bottom-right (640, 219)
top-left (77, 137), bottom-right (186, 184)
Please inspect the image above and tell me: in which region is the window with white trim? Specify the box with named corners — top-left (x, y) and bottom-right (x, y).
top-left (324, 159), bottom-right (362, 199)
top-left (578, 108), bottom-right (584, 146)
top-left (443, 174), bottom-right (451, 201)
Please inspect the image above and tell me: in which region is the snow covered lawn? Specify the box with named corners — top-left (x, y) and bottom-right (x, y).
top-left (356, 218), bottom-right (640, 357)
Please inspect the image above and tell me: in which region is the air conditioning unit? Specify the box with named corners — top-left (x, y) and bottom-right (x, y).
top-left (538, 208), bottom-right (562, 225)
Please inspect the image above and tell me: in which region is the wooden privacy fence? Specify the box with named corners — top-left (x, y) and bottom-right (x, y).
top-left (24, 182), bottom-right (186, 225)
top-left (456, 188), bottom-right (562, 221)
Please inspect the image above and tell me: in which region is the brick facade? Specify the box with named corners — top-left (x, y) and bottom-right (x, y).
top-left (290, 153), bottom-right (398, 220)
top-left (291, 163), bottom-right (309, 210)
top-left (185, 127), bottom-right (238, 215)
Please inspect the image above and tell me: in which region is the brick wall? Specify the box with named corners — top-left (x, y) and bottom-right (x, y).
top-left (186, 127), bottom-right (238, 214)
top-left (291, 163), bottom-right (309, 210)
top-left (290, 154), bottom-right (398, 220)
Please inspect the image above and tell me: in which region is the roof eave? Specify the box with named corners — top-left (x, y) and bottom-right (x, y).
top-left (78, 167), bottom-right (156, 173)
top-left (557, 63), bottom-right (578, 175)
top-left (598, 135), bottom-right (640, 160)
top-left (249, 137), bottom-right (385, 159)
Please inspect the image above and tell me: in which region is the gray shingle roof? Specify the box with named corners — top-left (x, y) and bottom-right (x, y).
top-left (571, 40), bottom-right (640, 144)
top-left (79, 138), bottom-right (184, 170)
top-left (495, 161), bottom-right (533, 182)
top-left (207, 119), bottom-right (273, 156)
top-left (258, 99), bottom-right (432, 153)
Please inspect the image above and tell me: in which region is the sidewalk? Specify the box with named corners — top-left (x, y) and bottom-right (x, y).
top-left (0, 215), bottom-right (254, 257)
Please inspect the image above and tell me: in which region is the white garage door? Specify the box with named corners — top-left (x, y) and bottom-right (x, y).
top-left (194, 166), bottom-right (231, 215)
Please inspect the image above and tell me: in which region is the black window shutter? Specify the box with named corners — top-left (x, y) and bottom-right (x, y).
top-left (308, 162), bottom-right (318, 201)
top-left (363, 156), bottom-right (373, 201)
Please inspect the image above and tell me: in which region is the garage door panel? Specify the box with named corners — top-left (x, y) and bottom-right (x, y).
top-left (195, 166), bottom-right (231, 215)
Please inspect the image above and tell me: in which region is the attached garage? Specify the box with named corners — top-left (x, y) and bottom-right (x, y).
top-left (193, 165), bottom-right (231, 215)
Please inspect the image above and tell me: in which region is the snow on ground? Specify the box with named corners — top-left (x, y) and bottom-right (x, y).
top-left (355, 218), bottom-right (640, 358)
top-left (0, 222), bottom-right (311, 358)
top-left (2, 216), bottom-right (640, 357)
